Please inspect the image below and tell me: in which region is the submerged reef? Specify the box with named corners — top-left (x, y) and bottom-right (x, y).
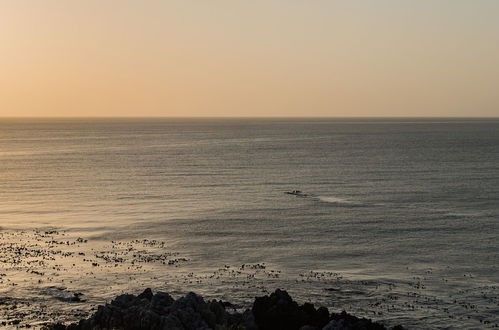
top-left (47, 288), bottom-right (404, 330)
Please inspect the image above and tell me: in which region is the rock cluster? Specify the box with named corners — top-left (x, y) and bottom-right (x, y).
top-left (47, 288), bottom-right (403, 330)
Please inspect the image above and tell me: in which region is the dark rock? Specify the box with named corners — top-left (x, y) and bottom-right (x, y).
top-left (208, 300), bottom-right (227, 324)
top-left (251, 289), bottom-right (396, 330)
top-left (252, 289), bottom-right (298, 329)
top-left (252, 289), bottom-right (330, 330)
top-left (151, 291), bottom-right (174, 313)
top-left (241, 309), bottom-right (258, 330)
top-left (326, 311), bottom-right (388, 330)
top-left (137, 288), bottom-right (154, 301)
top-left (53, 289), bottom-right (238, 330)
top-left (56, 293), bottom-right (84, 303)
top-left (316, 307), bottom-right (330, 326)
top-left (46, 288), bottom-right (403, 330)
top-left (299, 326), bottom-right (319, 330)
top-left (391, 326), bottom-right (405, 330)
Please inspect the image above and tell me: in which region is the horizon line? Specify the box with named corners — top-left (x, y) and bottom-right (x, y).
top-left (1, 115), bottom-right (499, 119)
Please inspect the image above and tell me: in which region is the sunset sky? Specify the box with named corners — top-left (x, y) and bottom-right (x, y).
top-left (1, 1), bottom-right (498, 117)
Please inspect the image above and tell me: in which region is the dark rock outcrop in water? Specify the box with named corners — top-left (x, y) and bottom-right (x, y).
top-left (47, 289), bottom-right (403, 330)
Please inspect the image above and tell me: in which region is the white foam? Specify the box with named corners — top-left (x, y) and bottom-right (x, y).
top-left (317, 196), bottom-right (358, 205)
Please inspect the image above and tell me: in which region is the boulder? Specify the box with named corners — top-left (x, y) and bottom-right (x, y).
top-left (252, 289), bottom-right (330, 330)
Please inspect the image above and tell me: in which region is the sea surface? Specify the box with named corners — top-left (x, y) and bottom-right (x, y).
top-left (1, 118), bottom-right (499, 329)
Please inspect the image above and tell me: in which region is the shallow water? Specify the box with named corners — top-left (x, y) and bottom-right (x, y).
top-left (0, 118), bottom-right (498, 329)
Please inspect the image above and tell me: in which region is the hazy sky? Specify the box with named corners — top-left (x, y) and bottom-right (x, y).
top-left (1, 1), bottom-right (499, 117)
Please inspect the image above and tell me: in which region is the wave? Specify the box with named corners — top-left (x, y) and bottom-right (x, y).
top-left (284, 190), bottom-right (364, 207)
top-left (316, 196), bottom-right (363, 206)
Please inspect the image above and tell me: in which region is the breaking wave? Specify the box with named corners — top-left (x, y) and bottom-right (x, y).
top-left (316, 196), bottom-right (363, 206)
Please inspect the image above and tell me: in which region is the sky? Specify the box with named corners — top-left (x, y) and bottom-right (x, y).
top-left (1, 1), bottom-right (499, 117)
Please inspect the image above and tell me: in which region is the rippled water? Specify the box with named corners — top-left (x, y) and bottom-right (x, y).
top-left (1, 118), bottom-right (498, 329)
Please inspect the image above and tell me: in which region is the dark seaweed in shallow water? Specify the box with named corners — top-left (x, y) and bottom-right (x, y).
top-left (47, 288), bottom-right (403, 330)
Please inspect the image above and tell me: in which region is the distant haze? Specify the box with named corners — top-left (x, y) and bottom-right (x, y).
top-left (1, 1), bottom-right (499, 117)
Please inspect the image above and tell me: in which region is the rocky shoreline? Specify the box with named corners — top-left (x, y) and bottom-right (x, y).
top-left (46, 288), bottom-right (404, 330)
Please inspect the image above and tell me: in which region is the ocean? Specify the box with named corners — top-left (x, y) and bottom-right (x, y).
top-left (0, 118), bottom-right (498, 329)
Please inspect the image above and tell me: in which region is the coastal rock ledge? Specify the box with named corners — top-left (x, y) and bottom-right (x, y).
top-left (47, 288), bottom-right (404, 330)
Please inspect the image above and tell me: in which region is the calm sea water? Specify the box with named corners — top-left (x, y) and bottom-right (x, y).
top-left (1, 118), bottom-right (499, 329)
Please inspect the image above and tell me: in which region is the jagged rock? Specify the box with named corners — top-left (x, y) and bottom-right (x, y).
top-left (252, 289), bottom-right (330, 330)
top-left (299, 326), bottom-right (320, 330)
top-left (151, 291), bottom-right (175, 313)
top-left (137, 288), bottom-right (154, 301)
top-left (322, 319), bottom-right (348, 330)
top-left (47, 288), bottom-right (403, 330)
top-left (325, 311), bottom-right (387, 330)
top-left (54, 289), bottom-right (243, 330)
top-left (241, 309), bottom-right (258, 330)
